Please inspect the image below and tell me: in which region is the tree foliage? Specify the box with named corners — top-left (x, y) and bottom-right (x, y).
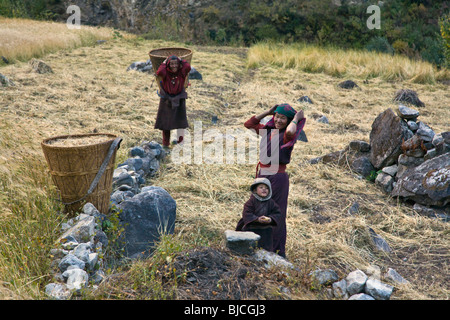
top-left (1, 0), bottom-right (448, 67)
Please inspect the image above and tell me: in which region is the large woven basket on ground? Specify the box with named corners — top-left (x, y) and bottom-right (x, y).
top-left (41, 133), bottom-right (120, 215)
top-left (149, 47), bottom-right (193, 89)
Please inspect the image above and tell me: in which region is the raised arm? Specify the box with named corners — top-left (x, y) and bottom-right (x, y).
top-left (244, 105), bottom-right (278, 133)
top-left (255, 105), bottom-right (278, 121)
top-left (285, 109), bottom-right (305, 137)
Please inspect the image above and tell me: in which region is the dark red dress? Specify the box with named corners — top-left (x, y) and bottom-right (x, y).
top-left (154, 59), bottom-right (191, 131)
top-left (244, 116), bottom-right (297, 257)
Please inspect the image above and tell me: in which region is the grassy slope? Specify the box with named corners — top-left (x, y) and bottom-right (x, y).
top-left (0, 25), bottom-right (449, 299)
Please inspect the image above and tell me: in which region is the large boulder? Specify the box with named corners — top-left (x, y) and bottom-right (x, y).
top-left (118, 186), bottom-right (177, 259)
top-left (370, 108), bottom-right (413, 169)
top-left (391, 153), bottom-right (450, 206)
top-left (309, 140), bottom-right (374, 179)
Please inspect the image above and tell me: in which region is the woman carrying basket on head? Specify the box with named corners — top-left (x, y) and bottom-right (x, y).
top-left (154, 55), bottom-right (191, 147)
top-left (244, 103), bottom-right (306, 258)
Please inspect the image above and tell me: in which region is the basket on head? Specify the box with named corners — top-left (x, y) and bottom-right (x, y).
top-left (41, 133), bottom-right (120, 215)
top-left (149, 47), bottom-right (193, 89)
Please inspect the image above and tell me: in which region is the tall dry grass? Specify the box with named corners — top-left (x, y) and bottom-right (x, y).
top-left (0, 17), bottom-right (115, 62)
top-left (247, 41), bottom-right (450, 84)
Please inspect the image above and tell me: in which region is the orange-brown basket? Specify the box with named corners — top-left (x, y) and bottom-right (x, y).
top-left (149, 47), bottom-right (193, 89)
top-left (41, 133), bottom-right (120, 215)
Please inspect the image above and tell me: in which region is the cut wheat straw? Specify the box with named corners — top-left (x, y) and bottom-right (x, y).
top-left (45, 135), bottom-right (113, 147)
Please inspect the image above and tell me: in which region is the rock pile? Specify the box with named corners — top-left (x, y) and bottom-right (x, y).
top-left (310, 105), bottom-right (449, 221)
top-left (224, 230), bottom-right (405, 300)
top-left (126, 59), bottom-right (153, 73)
top-left (45, 140), bottom-right (177, 299)
top-left (334, 269), bottom-right (394, 300)
top-left (373, 106), bottom-right (449, 211)
top-left (111, 140), bottom-right (165, 206)
top-left (45, 203), bottom-right (108, 300)
top-left (109, 140), bottom-right (177, 259)
top-left (333, 266), bottom-right (408, 300)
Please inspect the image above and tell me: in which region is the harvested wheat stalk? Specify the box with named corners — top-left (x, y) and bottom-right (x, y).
top-left (46, 135), bottom-right (113, 147)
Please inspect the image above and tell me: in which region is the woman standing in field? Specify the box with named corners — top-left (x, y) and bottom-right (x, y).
top-left (244, 104), bottom-right (306, 258)
top-left (154, 55), bottom-right (191, 147)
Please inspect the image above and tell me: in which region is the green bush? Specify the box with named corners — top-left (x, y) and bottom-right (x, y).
top-left (439, 14), bottom-right (450, 68)
top-left (420, 36), bottom-right (446, 68)
top-left (255, 24), bottom-right (279, 41)
top-left (365, 36), bottom-right (394, 55)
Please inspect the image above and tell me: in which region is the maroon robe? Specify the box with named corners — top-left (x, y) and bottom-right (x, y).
top-left (236, 195), bottom-right (281, 252)
top-left (244, 116), bottom-right (296, 257)
top-left (154, 59), bottom-right (191, 131)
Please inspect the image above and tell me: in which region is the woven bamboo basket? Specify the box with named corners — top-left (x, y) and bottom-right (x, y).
top-left (149, 47), bottom-right (193, 90)
top-left (41, 133), bottom-right (119, 215)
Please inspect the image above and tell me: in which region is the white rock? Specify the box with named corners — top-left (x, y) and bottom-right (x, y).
top-left (58, 215), bottom-right (96, 243)
top-left (332, 279), bottom-right (348, 299)
top-left (88, 252), bottom-right (99, 271)
top-left (384, 268), bottom-right (409, 285)
top-left (45, 283), bottom-right (71, 300)
top-left (64, 268), bottom-right (89, 292)
top-left (254, 249), bottom-right (294, 270)
top-left (364, 278), bottom-right (394, 300)
top-left (348, 293), bottom-right (375, 300)
top-left (346, 269), bottom-right (368, 295)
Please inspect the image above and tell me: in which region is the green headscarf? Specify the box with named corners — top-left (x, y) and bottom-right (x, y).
top-left (275, 104), bottom-right (296, 119)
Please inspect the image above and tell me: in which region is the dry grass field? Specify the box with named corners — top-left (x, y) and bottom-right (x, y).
top-left (0, 19), bottom-right (448, 300)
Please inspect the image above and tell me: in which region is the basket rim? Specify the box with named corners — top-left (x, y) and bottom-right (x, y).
top-left (149, 47), bottom-right (193, 58)
top-left (41, 133), bottom-right (118, 149)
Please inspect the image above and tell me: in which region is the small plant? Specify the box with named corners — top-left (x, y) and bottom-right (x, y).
top-left (125, 234), bottom-right (185, 299)
top-left (112, 29), bottom-right (123, 39)
top-left (366, 170), bottom-right (382, 182)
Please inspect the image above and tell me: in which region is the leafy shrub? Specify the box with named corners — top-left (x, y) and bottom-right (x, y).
top-left (439, 14), bottom-right (450, 68)
top-left (392, 40), bottom-right (414, 57)
top-left (365, 37), bottom-right (394, 55)
top-left (255, 24), bottom-right (279, 41)
top-left (420, 37), bottom-right (446, 68)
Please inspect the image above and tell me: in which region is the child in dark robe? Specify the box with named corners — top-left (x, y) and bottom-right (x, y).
top-left (236, 178), bottom-right (281, 253)
top-left (244, 103), bottom-right (306, 258)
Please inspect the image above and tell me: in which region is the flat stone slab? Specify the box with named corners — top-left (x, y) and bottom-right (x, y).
top-left (224, 230), bottom-right (260, 255)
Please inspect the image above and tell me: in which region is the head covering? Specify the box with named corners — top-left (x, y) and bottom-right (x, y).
top-left (166, 55), bottom-right (182, 72)
top-left (264, 104), bottom-right (306, 149)
top-left (250, 177), bottom-right (272, 201)
top-left (275, 104), bottom-right (296, 119)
